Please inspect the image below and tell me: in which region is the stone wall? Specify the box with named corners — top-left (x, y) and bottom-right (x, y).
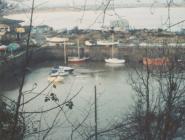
top-left (0, 46), bottom-right (184, 77)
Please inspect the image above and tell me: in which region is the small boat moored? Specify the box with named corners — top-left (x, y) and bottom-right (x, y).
top-left (97, 40), bottom-right (119, 46)
top-left (105, 58), bottom-right (126, 64)
top-left (68, 39), bottom-right (89, 63)
top-left (49, 69), bottom-right (69, 77)
top-left (68, 57), bottom-right (89, 63)
top-left (52, 65), bottom-right (74, 73)
top-left (143, 57), bottom-right (169, 65)
top-left (104, 33), bottom-right (125, 64)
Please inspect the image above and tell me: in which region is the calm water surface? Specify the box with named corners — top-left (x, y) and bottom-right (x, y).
top-left (2, 62), bottom-right (134, 139)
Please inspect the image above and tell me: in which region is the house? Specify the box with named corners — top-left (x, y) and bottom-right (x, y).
top-left (0, 17), bottom-right (23, 39)
top-left (0, 23), bottom-right (10, 36)
top-left (0, 17), bottom-right (23, 32)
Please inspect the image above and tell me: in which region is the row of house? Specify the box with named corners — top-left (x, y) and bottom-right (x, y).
top-left (0, 17), bottom-right (53, 41)
top-left (0, 17), bottom-right (55, 59)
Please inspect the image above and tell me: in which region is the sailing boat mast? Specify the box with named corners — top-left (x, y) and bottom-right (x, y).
top-left (111, 33), bottom-right (114, 58)
top-left (77, 39), bottom-right (80, 58)
top-left (64, 41), bottom-right (67, 65)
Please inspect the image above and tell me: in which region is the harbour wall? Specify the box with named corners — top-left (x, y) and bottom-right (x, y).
top-left (31, 46), bottom-right (185, 63)
top-left (0, 46), bottom-right (184, 77)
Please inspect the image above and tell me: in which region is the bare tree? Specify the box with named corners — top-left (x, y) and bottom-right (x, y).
top-left (83, 46), bottom-right (185, 140)
top-left (0, 0), bottom-right (7, 16)
top-left (0, 0), bottom-right (89, 140)
top-left (94, 47), bottom-right (185, 140)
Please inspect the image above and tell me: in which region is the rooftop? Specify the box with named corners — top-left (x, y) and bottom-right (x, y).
top-left (0, 17), bottom-right (23, 25)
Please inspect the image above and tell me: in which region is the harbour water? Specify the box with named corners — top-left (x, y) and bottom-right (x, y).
top-left (1, 61), bottom-right (135, 139)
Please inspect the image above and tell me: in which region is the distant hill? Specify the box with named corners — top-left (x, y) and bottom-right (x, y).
top-left (6, 0), bottom-right (185, 14)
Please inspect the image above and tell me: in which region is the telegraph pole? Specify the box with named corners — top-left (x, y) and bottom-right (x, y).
top-left (64, 41), bottom-right (67, 65)
top-left (94, 85), bottom-right (98, 140)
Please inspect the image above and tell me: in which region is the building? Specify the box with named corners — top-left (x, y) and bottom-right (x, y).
top-left (0, 17), bottom-right (23, 32)
top-left (0, 23), bottom-right (10, 36)
top-left (180, 28), bottom-right (185, 35)
top-left (0, 17), bottom-right (23, 39)
top-left (31, 25), bottom-right (53, 34)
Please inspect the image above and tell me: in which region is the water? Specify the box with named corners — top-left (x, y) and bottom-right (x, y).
top-left (1, 61), bottom-right (134, 139)
top-left (6, 7), bottom-right (185, 31)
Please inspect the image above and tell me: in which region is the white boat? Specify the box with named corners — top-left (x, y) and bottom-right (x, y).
top-left (52, 66), bottom-right (74, 73)
top-left (46, 37), bottom-right (69, 43)
top-left (48, 76), bottom-right (64, 82)
top-left (97, 40), bottom-right (119, 46)
top-left (68, 56), bottom-right (89, 63)
top-left (68, 40), bottom-right (89, 63)
top-left (49, 69), bottom-right (69, 77)
top-left (104, 34), bottom-right (125, 64)
top-left (85, 40), bottom-right (96, 46)
top-left (0, 45), bottom-right (7, 51)
top-left (105, 58), bottom-right (125, 64)
top-left (46, 37), bottom-right (69, 46)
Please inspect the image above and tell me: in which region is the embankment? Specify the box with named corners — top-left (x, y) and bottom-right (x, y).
top-left (0, 46), bottom-right (184, 77)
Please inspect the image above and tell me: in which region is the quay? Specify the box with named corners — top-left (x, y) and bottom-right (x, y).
top-left (0, 45), bottom-right (184, 78)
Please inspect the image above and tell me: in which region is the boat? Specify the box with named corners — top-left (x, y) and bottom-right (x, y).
top-left (46, 37), bottom-right (69, 46)
top-left (49, 69), bottom-right (69, 77)
top-left (68, 40), bottom-right (89, 63)
top-left (85, 40), bottom-right (96, 46)
top-left (104, 34), bottom-right (125, 64)
top-left (97, 40), bottom-right (119, 46)
top-left (52, 66), bottom-right (74, 73)
top-left (105, 58), bottom-right (125, 64)
top-left (143, 57), bottom-right (169, 65)
top-left (68, 57), bottom-right (89, 63)
top-left (48, 76), bottom-right (64, 82)
top-left (0, 45), bottom-right (7, 51)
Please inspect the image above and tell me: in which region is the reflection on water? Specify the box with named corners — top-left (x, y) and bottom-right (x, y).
top-left (105, 63), bottom-right (125, 67)
top-left (1, 61), bottom-right (134, 139)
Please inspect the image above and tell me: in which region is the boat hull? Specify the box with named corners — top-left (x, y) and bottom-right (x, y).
top-left (53, 66), bottom-right (74, 73)
top-left (97, 40), bottom-right (119, 46)
top-left (105, 58), bottom-right (126, 64)
top-left (49, 69), bottom-right (69, 77)
top-left (68, 57), bottom-right (89, 63)
top-left (143, 57), bottom-right (169, 65)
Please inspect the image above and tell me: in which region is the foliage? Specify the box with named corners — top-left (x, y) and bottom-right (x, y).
top-left (0, 0), bottom-right (8, 16)
top-left (0, 99), bottom-right (24, 140)
top-left (110, 50), bottom-right (185, 140)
